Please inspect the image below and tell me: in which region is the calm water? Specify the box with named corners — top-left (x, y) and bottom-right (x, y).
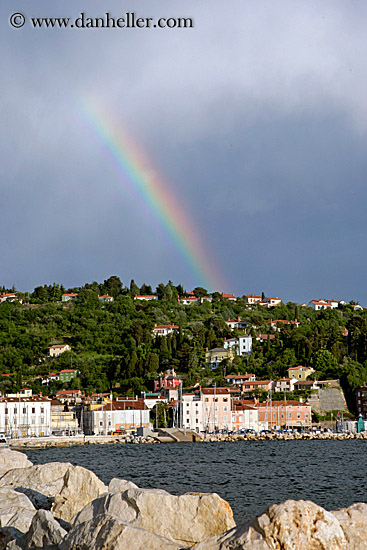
top-left (25, 440), bottom-right (367, 526)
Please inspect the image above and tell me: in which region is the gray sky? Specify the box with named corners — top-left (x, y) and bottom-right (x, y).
top-left (1, 0), bottom-right (367, 303)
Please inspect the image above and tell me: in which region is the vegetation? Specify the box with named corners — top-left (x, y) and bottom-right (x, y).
top-left (1, 277), bottom-right (367, 412)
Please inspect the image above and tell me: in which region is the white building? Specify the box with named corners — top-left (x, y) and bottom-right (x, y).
top-left (275, 378), bottom-right (297, 393)
top-left (182, 393), bottom-right (204, 432)
top-left (224, 317), bottom-right (249, 331)
top-left (309, 300), bottom-right (331, 311)
top-left (152, 324), bottom-right (179, 337)
top-left (0, 396), bottom-right (52, 437)
top-left (134, 295), bottom-right (158, 301)
top-left (61, 293), bottom-right (78, 302)
top-left (87, 398), bottom-right (150, 435)
top-left (232, 403), bottom-right (260, 432)
top-left (223, 335), bottom-right (253, 356)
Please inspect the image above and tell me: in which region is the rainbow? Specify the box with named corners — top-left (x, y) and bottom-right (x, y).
top-left (79, 100), bottom-right (226, 292)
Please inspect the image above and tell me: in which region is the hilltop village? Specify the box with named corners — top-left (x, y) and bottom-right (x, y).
top-left (0, 277), bottom-right (367, 437)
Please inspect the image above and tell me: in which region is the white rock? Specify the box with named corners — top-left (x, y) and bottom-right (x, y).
top-left (15, 509), bottom-right (67, 550)
top-left (51, 465), bottom-right (108, 522)
top-left (61, 513), bottom-right (184, 550)
top-left (332, 502), bottom-right (367, 549)
top-left (0, 487), bottom-right (36, 533)
top-left (0, 462), bottom-right (107, 522)
top-left (0, 450), bottom-right (32, 476)
top-left (74, 485), bottom-right (235, 545)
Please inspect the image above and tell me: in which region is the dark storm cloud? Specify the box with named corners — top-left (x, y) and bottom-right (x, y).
top-left (1, 0), bottom-right (367, 301)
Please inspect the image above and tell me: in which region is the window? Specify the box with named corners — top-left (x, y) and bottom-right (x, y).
top-left (297, 413), bottom-right (301, 419)
top-left (14, 408), bottom-right (17, 414)
top-left (5, 408), bottom-right (8, 414)
top-left (41, 408), bottom-right (44, 413)
top-left (214, 406), bottom-right (218, 411)
top-left (223, 398), bottom-right (228, 402)
top-left (99, 421), bottom-right (103, 426)
top-left (23, 408), bottom-right (26, 414)
top-left (196, 419), bottom-right (198, 423)
top-left (289, 413), bottom-right (292, 419)
top-left (305, 413), bottom-right (309, 418)
top-left (32, 408), bottom-right (35, 414)
top-left (224, 406), bottom-right (228, 412)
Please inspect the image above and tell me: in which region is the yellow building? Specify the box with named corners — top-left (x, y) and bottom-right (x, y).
top-left (288, 365), bottom-right (315, 381)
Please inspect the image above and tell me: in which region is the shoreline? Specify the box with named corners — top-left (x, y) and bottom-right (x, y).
top-left (7, 430), bottom-right (367, 449)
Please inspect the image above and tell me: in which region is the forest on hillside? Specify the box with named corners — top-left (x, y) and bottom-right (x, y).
top-left (1, 276), bottom-right (367, 412)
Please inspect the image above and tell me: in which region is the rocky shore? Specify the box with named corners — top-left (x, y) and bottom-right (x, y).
top-left (0, 448), bottom-right (366, 549)
top-left (6, 429), bottom-right (367, 449)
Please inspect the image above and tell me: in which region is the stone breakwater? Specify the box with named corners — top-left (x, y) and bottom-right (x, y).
top-left (0, 448), bottom-right (367, 549)
top-left (8, 430), bottom-right (367, 449)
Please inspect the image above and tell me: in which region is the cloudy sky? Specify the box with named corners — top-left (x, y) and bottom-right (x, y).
top-left (1, 0), bottom-right (367, 303)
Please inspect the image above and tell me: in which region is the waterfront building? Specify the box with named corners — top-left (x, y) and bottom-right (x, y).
top-left (134, 294), bottom-right (158, 301)
top-left (202, 388), bottom-right (231, 432)
top-left (256, 400), bottom-right (312, 430)
top-left (51, 398), bottom-right (78, 435)
top-left (231, 401), bottom-right (259, 432)
top-left (182, 392), bottom-right (204, 432)
top-left (356, 386), bottom-right (367, 419)
top-left (84, 397), bottom-right (150, 435)
top-left (0, 395), bottom-right (52, 437)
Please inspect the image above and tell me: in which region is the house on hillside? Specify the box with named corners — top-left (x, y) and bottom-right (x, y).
top-left (243, 294), bottom-right (262, 305)
top-left (152, 324), bottom-right (179, 337)
top-left (221, 293), bottom-right (236, 301)
top-left (0, 293), bottom-right (22, 304)
top-left (61, 293), bottom-right (78, 302)
top-left (223, 335), bottom-right (253, 356)
top-left (154, 369), bottom-right (181, 392)
top-left (288, 365), bottom-right (315, 381)
top-left (59, 369), bottom-right (79, 383)
top-left (309, 300), bottom-right (331, 310)
top-left (48, 344), bottom-right (71, 358)
top-left (205, 347), bottom-right (234, 369)
top-left (134, 295), bottom-right (158, 301)
top-left (225, 373), bottom-right (256, 386)
top-left (98, 295), bottom-right (114, 303)
top-left (224, 317), bottom-right (249, 331)
top-left (262, 296), bottom-right (282, 307)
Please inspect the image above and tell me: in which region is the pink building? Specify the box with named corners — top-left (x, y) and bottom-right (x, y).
top-left (256, 400), bottom-right (311, 429)
top-left (154, 369), bottom-right (181, 392)
top-left (201, 388), bottom-right (231, 431)
top-left (242, 380), bottom-right (274, 393)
